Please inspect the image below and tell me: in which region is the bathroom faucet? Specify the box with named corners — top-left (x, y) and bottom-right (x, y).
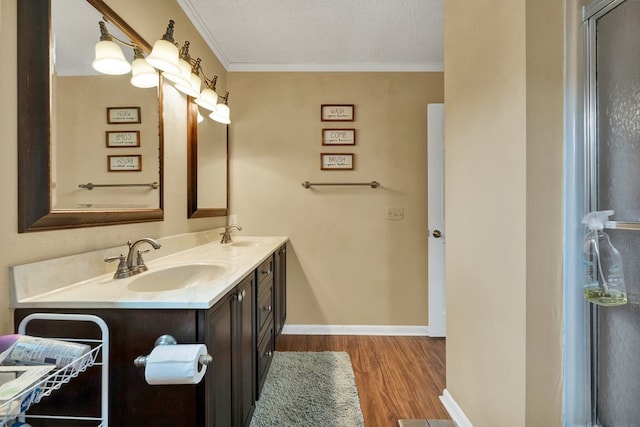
top-left (105, 238), bottom-right (161, 279)
top-left (220, 224), bottom-right (242, 244)
top-left (126, 238), bottom-right (161, 273)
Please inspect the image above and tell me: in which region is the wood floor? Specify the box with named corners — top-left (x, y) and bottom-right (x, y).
top-left (276, 334), bottom-right (450, 427)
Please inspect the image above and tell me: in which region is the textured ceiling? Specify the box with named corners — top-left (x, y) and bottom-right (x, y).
top-left (178, 0), bottom-right (444, 72)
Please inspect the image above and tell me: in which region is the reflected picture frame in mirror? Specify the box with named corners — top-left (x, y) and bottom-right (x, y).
top-left (17, 0), bottom-right (164, 232)
top-left (187, 97), bottom-right (229, 218)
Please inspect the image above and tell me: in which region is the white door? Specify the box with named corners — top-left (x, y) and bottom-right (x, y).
top-left (428, 103), bottom-right (446, 337)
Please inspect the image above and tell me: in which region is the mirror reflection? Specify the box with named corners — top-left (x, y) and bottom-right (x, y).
top-left (18, 0), bottom-right (164, 232)
top-left (187, 97), bottom-right (228, 218)
top-left (196, 108), bottom-right (227, 207)
top-left (52, 0), bottom-right (160, 210)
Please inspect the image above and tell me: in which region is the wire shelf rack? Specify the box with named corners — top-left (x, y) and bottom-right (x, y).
top-left (0, 313), bottom-right (109, 427)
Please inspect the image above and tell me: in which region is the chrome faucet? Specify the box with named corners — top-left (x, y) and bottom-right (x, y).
top-left (126, 238), bottom-right (161, 273)
top-left (220, 224), bottom-right (242, 244)
top-left (105, 238), bottom-right (161, 279)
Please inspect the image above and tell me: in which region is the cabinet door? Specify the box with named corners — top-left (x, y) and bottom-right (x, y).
top-left (274, 244), bottom-right (287, 337)
top-left (234, 274), bottom-right (256, 427)
top-left (15, 308), bottom-right (200, 427)
top-left (206, 294), bottom-right (234, 427)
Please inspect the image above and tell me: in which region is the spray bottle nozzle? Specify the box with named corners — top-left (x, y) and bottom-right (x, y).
top-left (581, 210), bottom-right (614, 230)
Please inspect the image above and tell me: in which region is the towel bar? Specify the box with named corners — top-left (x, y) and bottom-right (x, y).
top-left (301, 181), bottom-right (380, 189)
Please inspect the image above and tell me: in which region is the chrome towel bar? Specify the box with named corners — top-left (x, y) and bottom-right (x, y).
top-left (78, 182), bottom-right (159, 190)
top-left (301, 181), bottom-right (380, 189)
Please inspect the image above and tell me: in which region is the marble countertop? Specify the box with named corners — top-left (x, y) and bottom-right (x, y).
top-left (11, 235), bottom-right (288, 310)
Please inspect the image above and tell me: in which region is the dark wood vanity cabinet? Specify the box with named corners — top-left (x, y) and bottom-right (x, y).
top-left (203, 273), bottom-right (255, 427)
top-left (12, 244), bottom-right (287, 427)
top-left (256, 255), bottom-right (275, 397)
top-left (255, 243), bottom-right (287, 398)
top-left (274, 244), bottom-right (287, 336)
top-left (13, 308), bottom-right (203, 426)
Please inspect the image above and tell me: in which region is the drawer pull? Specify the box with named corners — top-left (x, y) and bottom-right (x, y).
top-left (266, 351), bottom-right (273, 358)
top-left (262, 305), bottom-right (272, 312)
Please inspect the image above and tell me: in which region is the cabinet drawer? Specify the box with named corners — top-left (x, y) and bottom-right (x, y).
top-left (256, 256), bottom-right (274, 286)
top-left (257, 321), bottom-right (274, 398)
top-left (258, 282), bottom-right (274, 339)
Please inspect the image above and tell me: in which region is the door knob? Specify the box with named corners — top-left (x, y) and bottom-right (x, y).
top-left (432, 229), bottom-right (442, 238)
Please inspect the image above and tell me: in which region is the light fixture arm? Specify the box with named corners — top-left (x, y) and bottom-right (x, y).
top-left (98, 21), bottom-right (112, 41)
top-left (192, 57), bottom-right (202, 75)
top-left (202, 75), bottom-right (218, 90)
top-left (179, 41), bottom-right (192, 61)
top-left (98, 20), bottom-right (137, 48)
top-left (161, 20), bottom-right (176, 43)
top-left (132, 46), bottom-right (145, 59)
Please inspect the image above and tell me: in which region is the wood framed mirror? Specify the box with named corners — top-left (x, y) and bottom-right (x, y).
top-left (17, 0), bottom-right (164, 232)
top-left (187, 97), bottom-right (229, 218)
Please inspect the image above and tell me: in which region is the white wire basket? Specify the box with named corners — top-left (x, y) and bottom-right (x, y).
top-left (1, 313), bottom-right (109, 427)
top-left (0, 343), bottom-right (102, 426)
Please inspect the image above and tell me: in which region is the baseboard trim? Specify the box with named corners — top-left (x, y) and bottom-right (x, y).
top-left (281, 324), bottom-right (430, 336)
top-left (439, 389), bottom-right (473, 427)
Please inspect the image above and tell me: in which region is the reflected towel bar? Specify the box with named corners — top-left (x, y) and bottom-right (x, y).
top-left (79, 182), bottom-right (159, 190)
top-left (301, 181), bottom-right (380, 189)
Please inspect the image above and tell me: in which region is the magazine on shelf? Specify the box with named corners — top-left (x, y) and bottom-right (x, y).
top-left (0, 365), bottom-right (55, 412)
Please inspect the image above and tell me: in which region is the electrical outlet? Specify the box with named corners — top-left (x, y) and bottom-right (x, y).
top-left (385, 206), bottom-right (405, 221)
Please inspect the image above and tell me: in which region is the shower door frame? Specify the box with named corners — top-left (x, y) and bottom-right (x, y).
top-left (583, 0), bottom-right (640, 424)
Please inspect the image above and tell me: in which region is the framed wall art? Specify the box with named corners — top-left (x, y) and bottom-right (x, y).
top-left (321, 104), bottom-right (354, 121)
top-left (108, 155), bottom-right (142, 171)
top-left (106, 131), bottom-right (140, 147)
top-left (321, 153), bottom-right (354, 170)
top-left (322, 128), bottom-right (356, 146)
top-left (107, 107), bottom-right (141, 124)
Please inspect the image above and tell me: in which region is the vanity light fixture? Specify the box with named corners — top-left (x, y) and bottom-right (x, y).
top-left (145, 20), bottom-right (181, 74)
top-left (92, 17), bottom-right (232, 122)
top-left (210, 92), bottom-right (231, 124)
top-left (92, 21), bottom-right (132, 75)
top-left (195, 75), bottom-right (219, 111)
top-left (175, 58), bottom-right (203, 98)
top-left (130, 47), bottom-right (159, 88)
top-left (162, 41), bottom-right (192, 87)
top-left (92, 20), bottom-right (159, 88)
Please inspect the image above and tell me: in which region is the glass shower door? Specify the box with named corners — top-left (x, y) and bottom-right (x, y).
top-left (585, 0), bottom-right (640, 425)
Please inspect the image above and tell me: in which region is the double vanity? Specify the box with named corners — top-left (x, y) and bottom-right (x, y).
top-left (10, 230), bottom-right (287, 427)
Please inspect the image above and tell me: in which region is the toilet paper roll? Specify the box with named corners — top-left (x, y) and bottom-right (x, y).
top-left (144, 344), bottom-right (208, 385)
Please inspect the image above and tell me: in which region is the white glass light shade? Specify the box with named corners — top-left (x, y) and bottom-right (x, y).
top-left (145, 39), bottom-right (180, 74)
top-left (130, 58), bottom-right (158, 88)
top-left (210, 104), bottom-right (231, 124)
top-left (92, 40), bottom-right (131, 75)
top-left (175, 72), bottom-right (202, 98)
top-left (197, 110), bottom-right (204, 123)
top-left (194, 87), bottom-right (218, 111)
top-left (162, 57), bottom-right (191, 87)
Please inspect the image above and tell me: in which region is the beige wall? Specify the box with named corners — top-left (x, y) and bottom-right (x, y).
top-left (524, 0), bottom-right (564, 423)
top-left (227, 72), bottom-right (443, 326)
top-left (0, 0), bottom-right (228, 334)
top-left (54, 75), bottom-right (159, 209)
top-left (444, 0), bottom-right (563, 425)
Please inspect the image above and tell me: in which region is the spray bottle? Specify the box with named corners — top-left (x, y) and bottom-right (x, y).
top-left (582, 210), bottom-right (628, 306)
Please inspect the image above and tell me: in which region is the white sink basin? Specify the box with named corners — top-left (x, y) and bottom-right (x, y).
top-left (127, 264), bottom-right (229, 292)
top-left (230, 238), bottom-right (277, 247)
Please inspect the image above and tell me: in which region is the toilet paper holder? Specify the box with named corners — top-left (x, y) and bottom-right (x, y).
top-left (133, 334), bottom-right (213, 368)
